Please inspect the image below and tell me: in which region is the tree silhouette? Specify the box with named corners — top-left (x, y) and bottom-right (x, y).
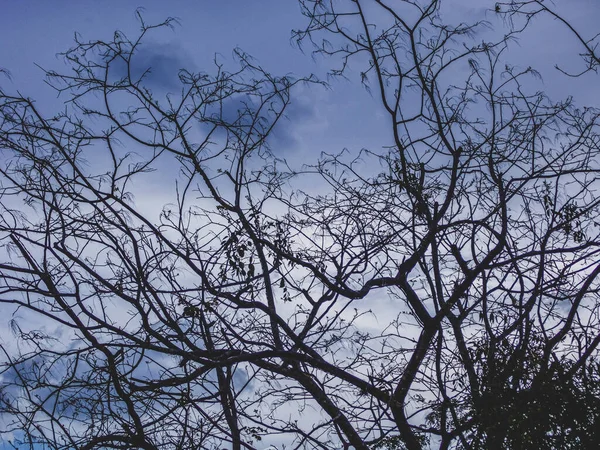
top-left (1, 3), bottom-right (600, 449)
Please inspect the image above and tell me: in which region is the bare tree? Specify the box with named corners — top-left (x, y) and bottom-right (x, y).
top-left (1, 2), bottom-right (600, 449)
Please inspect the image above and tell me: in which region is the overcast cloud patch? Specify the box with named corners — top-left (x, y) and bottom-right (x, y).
top-left (269, 94), bottom-right (317, 153)
top-left (109, 43), bottom-right (191, 92)
top-left (202, 91), bottom-right (317, 154)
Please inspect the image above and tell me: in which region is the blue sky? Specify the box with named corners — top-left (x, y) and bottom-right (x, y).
top-left (0, 0), bottom-right (394, 168)
top-left (1, 0), bottom-right (599, 163)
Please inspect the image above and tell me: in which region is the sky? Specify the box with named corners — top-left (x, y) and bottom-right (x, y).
top-left (0, 0), bottom-right (394, 167)
top-left (1, 0), bottom-right (599, 162)
top-left (1, 0), bottom-right (600, 448)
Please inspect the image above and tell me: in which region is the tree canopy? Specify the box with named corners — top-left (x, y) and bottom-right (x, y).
top-left (1, 1), bottom-right (600, 449)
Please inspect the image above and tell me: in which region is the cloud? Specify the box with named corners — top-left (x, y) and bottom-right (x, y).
top-left (203, 90), bottom-right (317, 155)
top-left (109, 42), bottom-right (192, 92)
top-left (270, 94), bottom-right (316, 153)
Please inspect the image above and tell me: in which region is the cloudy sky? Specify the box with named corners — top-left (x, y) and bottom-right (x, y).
top-left (1, 0), bottom-right (598, 165)
top-left (0, 0), bottom-right (393, 166)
